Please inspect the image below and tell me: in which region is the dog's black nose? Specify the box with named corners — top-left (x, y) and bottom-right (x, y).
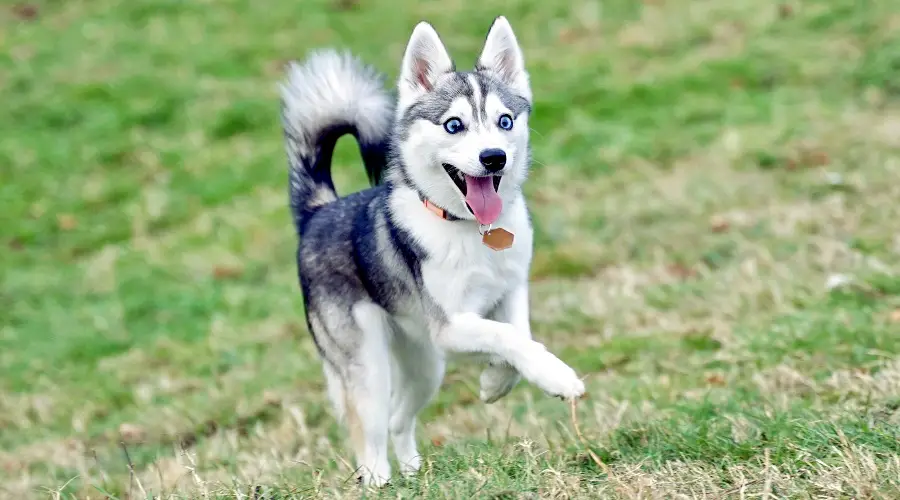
top-left (479, 148), bottom-right (507, 172)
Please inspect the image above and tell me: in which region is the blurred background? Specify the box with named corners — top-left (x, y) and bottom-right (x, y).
top-left (2, 0), bottom-right (900, 498)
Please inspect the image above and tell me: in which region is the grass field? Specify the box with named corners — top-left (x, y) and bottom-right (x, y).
top-left (3, 0), bottom-right (900, 497)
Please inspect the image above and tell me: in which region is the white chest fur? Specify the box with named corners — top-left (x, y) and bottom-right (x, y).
top-left (389, 187), bottom-right (533, 317)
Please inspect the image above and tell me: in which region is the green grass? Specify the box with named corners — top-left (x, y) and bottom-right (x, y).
top-left (2, 0), bottom-right (900, 498)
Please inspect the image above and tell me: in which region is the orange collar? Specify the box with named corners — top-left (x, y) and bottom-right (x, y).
top-left (421, 197), bottom-right (463, 221)
top-left (421, 196), bottom-right (514, 250)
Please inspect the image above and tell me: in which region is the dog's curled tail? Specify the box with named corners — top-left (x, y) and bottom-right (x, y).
top-left (280, 50), bottom-right (393, 225)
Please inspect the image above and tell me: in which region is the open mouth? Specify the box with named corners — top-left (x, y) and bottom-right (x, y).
top-left (442, 164), bottom-right (502, 195)
top-left (442, 163), bottom-right (503, 225)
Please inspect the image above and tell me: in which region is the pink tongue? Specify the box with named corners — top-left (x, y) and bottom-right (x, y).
top-left (464, 175), bottom-right (502, 225)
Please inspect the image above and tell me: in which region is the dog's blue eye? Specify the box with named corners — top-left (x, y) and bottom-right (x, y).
top-left (498, 114), bottom-right (514, 131)
top-left (443, 117), bottom-right (464, 134)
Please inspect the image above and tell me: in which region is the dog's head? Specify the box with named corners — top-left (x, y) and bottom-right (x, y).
top-left (391, 17), bottom-right (532, 226)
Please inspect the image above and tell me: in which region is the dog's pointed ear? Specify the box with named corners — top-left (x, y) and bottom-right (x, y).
top-left (398, 22), bottom-right (453, 102)
top-left (476, 16), bottom-right (531, 101)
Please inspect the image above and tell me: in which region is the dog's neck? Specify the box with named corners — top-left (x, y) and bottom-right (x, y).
top-left (414, 191), bottom-right (516, 252)
top-left (419, 194), bottom-right (465, 222)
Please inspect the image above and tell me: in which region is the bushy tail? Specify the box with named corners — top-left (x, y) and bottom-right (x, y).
top-left (280, 50), bottom-right (393, 227)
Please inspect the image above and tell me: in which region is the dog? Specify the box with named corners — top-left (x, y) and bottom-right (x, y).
top-left (279, 16), bottom-right (585, 486)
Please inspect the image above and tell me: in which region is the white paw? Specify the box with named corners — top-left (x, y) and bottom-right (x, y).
top-left (479, 363), bottom-right (521, 403)
top-left (358, 464), bottom-right (391, 488)
top-left (521, 345), bottom-right (585, 400)
top-left (397, 454), bottom-right (421, 476)
top-left (390, 423), bottom-right (420, 476)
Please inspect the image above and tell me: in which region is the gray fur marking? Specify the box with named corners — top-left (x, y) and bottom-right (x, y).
top-left (397, 71), bottom-right (531, 139)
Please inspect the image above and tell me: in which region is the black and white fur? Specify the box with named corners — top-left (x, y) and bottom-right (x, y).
top-left (280, 17), bottom-right (585, 487)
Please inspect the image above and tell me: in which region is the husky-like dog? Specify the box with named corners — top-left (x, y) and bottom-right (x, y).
top-left (280, 16), bottom-right (585, 486)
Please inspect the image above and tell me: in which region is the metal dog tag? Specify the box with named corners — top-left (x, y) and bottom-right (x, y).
top-left (482, 227), bottom-right (514, 251)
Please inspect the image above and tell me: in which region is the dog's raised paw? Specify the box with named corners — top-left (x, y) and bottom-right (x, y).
top-left (546, 373), bottom-right (585, 400)
top-left (524, 348), bottom-right (585, 400)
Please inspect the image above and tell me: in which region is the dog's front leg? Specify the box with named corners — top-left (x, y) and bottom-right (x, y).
top-left (480, 284), bottom-right (531, 403)
top-left (432, 311), bottom-right (584, 400)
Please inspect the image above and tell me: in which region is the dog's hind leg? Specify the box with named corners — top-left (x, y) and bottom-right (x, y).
top-left (340, 301), bottom-right (393, 487)
top-left (322, 361), bottom-right (346, 422)
top-left (388, 327), bottom-right (444, 476)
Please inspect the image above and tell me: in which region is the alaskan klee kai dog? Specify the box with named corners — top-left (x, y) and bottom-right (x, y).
top-left (280, 16), bottom-right (585, 486)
